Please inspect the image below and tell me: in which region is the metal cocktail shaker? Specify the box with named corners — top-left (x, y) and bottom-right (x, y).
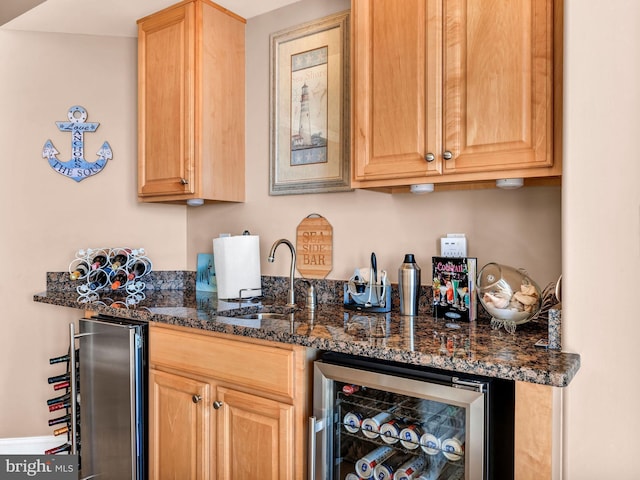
top-left (399, 254), bottom-right (421, 316)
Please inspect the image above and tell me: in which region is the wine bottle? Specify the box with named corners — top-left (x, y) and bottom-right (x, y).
top-left (52, 381), bottom-right (70, 391)
top-left (49, 349), bottom-right (79, 365)
top-left (87, 269), bottom-right (109, 290)
top-left (47, 371), bottom-right (79, 385)
top-left (45, 442), bottom-right (71, 455)
top-left (110, 270), bottom-right (128, 290)
top-left (110, 253), bottom-right (129, 270)
top-left (47, 391), bottom-right (70, 406)
top-left (48, 401), bottom-right (71, 412)
top-left (69, 262), bottom-right (89, 281)
top-left (47, 373), bottom-right (70, 384)
top-left (129, 259), bottom-right (148, 279)
top-left (90, 253), bottom-right (108, 270)
top-left (48, 411), bottom-right (79, 427)
top-left (53, 425), bottom-right (69, 436)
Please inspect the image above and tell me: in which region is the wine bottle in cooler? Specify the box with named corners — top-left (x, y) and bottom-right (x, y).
top-left (399, 422), bottom-right (424, 450)
top-left (48, 411), bottom-right (79, 427)
top-left (48, 400), bottom-right (72, 412)
top-left (47, 372), bottom-right (71, 384)
top-left (45, 442), bottom-right (71, 455)
top-left (354, 445), bottom-right (394, 479)
top-left (46, 391), bottom-right (70, 406)
top-left (345, 474), bottom-right (364, 480)
top-left (52, 380), bottom-right (70, 391)
top-left (441, 428), bottom-right (465, 462)
top-left (53, 425), bottom-right (70, 436)
top-left (372, 451), bottom-right (413, 480)
top-left (395, 455), bottom-right (428, 480)
top-left (419, 404), bottom-right (457, 455)
top-left (379, 418), bottom-right (404, 444)
top-left (361, 406), bottom-right (398, 439)
top-left (49, 349), bottom-right (79, 365)
top-left (343, 411), bottom-right (363, 434)
top-left (342, 384), bottom-right (361, 396)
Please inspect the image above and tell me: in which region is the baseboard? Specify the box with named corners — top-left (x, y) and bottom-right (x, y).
top-left (0, 436), bottom-right (59, 454)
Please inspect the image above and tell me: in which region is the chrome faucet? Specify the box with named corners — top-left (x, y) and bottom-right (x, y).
top-left (267, 238), bottom-right (296, 307)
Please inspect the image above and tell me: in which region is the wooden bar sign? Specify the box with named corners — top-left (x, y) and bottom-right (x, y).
top-left (296, 214), bottom-right (333, 279)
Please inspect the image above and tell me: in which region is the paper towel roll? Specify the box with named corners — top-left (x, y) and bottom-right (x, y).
top-left (213, 235), bottom-right (262, 299)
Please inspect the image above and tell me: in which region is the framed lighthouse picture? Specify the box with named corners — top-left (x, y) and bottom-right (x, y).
top-left (269, 11), bottom-right (351, 195)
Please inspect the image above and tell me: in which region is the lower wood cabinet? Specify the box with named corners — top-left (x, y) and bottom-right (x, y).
top-left (150, 369), bottom-right (210, 479)
top-left (148, 323), bottom-right (312, 480)
top-left (216, 386), bottom-right (294, 478)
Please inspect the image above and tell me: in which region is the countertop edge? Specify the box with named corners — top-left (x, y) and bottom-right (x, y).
top-left (33, 292), bottom-right (580, 388)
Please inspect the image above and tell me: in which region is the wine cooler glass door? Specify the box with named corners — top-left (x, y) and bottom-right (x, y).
top-left (312, 360), bottom-right (486, 480)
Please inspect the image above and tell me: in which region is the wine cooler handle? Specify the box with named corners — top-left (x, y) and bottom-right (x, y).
top-left (307, 416), bottom-right (325, 480)
top-left (69, 322), bottom-right (79, 456)
top-left (308, 416), bottom-right (316, 480)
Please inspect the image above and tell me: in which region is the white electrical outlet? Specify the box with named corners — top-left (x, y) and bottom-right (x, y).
top-left (440, 234), bottom-right (467, 257)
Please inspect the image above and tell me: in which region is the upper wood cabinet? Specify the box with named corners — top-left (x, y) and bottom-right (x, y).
top-left (137, 0), bottom-right (245, 204)
top-left (351, 0), bottom-right (562, 189)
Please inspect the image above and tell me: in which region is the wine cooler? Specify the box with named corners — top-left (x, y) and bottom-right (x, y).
top-left (310, 353), bottom-right (514, 480)
top-left (46, 315), bottom-right (148, 479)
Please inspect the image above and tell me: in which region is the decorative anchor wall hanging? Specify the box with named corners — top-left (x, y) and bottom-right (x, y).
top-left (41, 105), bottom-right (112, 182)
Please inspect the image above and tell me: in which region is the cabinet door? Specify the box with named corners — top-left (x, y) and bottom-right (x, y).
top-left (442, 0), bottom-right (555, 175)
top-left (352, 0), bottom-right (441, 182)
top-left (138, 3), bottom-right (195, 198)
top-left (216, 386), bottom-right (294, 480)
top-left (149, 369), bottom-right (210, 480)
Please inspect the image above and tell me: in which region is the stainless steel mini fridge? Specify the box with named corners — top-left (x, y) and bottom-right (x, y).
top-left (70, 315), bottom-right (147, 480)
top-left (310, 353), bottom-right (514, 480)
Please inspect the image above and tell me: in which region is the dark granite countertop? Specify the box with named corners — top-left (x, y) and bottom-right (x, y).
top-left (33, 272), bottom-right (580, 387)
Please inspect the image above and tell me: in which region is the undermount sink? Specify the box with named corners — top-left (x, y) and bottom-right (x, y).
top-left (238, 312), bottom-right (291, 321)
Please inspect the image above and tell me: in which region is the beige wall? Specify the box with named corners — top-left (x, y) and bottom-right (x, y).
top-left (0, 31), bottom-right (187, 436)
top-left (4, 1), bottom-right (638, 478)
top-left (563, 0), bottom-right (640, 478)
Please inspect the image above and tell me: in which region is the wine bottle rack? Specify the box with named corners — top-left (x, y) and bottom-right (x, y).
top-left (45, 347), bottom-right (78, 457)
top-left (68, 247), bottom-right (153, 307)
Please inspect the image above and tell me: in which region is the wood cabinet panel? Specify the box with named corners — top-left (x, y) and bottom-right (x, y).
top-left (150, 324), bottom-right (296, 400)
top-left (149, 368), bottom-right (210, 480)
top-left (216, 386), bottom-right (294, 480)
top-left (149, 323), bottom-right (311, 480)
top-left (443, 0), bottom-right (554, 173)
top-left (514, 381), bottom-right (562, 479)
top-left (352, 0), bottom-right (437, 181)
top-left (138, 3), bottom-right (195, 198)
top-left (137, 0), bottom-right (245, 204)
top-left (352, 0), bottom-right (562, 190)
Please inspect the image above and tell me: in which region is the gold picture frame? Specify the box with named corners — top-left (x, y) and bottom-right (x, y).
top-left (269, 11), bottom-right (351, 195)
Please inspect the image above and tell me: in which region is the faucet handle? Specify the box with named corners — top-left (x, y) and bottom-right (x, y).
top-left (302, 280), bottom-right (317, 311)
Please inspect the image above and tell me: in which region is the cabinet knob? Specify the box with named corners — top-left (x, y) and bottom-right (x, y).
top-left (443, 151), bottom-right (453, 160)
top-left (424, 153), bottom-right (435, 162)
top-left (213, 400), bottom-right (224, 410)
top-left (180, 178), bottom-right (189, 185)
top-left (192, 395), bottom-right (201, 403)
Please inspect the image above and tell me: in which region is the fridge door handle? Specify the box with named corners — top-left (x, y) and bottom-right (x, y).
top-left (308, 416), bottom-right (325, 480)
